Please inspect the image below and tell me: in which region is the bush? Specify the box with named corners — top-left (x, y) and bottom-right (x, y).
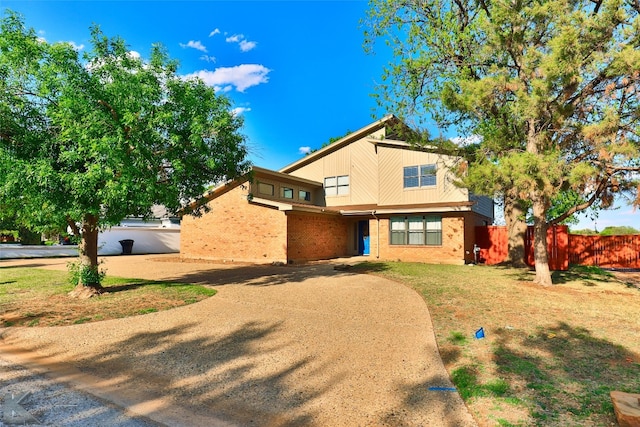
top-left (67, 261), bottom-right (106, 286)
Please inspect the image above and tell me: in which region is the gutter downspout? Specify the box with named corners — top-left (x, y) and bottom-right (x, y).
top-left (371, 210), bottom-right (380, 259)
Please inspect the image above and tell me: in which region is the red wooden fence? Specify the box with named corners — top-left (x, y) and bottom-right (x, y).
top-left (569, 234), bottom-right (640, 268)
top-left (474, 226), bottom-right (509, 266)
top-left (475, 225), bottom-right (568, 270)
top-left (525, 226), bottom-right (569, 271)
top-left (475, 226), bottom-right (640, 270)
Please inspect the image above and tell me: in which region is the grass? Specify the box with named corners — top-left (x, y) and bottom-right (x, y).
top-left (0, 267), bottom-right (216, 327)
top-left (353, 261), bottom-right (640, 427)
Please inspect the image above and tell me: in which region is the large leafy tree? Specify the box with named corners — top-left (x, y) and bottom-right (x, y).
top-left (0, 12), bottom-right (250, 293)
top-left (365, 0), bottom-right (640, 285)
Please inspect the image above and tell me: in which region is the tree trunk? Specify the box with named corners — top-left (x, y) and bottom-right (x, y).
top-left (504, 192), bottom-right (527, 267)
top-left (69, 213), bottom-right (103, 298)
top-left (526, 120), bottom-right (553, 286)
top-left (531, 195), bottom-right (552, 286)
top-left (18, 227), bottom-right (41, 245)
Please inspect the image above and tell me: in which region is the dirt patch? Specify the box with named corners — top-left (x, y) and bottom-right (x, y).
top-left (610, 270), bottom-right (640, 289)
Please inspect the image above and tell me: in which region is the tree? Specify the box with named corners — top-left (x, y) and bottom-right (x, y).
top-left (0, 12), bottom-right (250, 295)
top-left (600, 225), bottom-right (640, 235)
top-left (307, 129), bottom-right (353, 155)
top-left (365, 0), bottom-right (640, 285)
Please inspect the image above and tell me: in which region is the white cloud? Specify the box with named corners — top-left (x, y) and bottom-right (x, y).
top-left (65, 41), bottom-right (85, 51)
top-left (450, 135), bottom-right (482, 146)
top-left (127, 50), bottom-right (141, 59)
top-left (199, 54), bottom-right (217, 63)
top-left (226, 34), bottom-right (257, 52)
top-left (183, 64), bottom-right (271, 92)
top-left (179, 40), bottom-right (207, 53)
top-left (299, 146), bottom-right (311, 155)
top-left (232, 107), bottom-right (251, 116)
top-left (209, 28), bottom-right (221, 37)
top-left (239, 40), bottom-right (257, 52)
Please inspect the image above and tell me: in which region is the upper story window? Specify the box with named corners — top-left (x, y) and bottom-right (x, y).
top-left (282, 187), bottom-right (294, 199)
top-left (324, 175), bottom-right (349, 196)
top-left (258, 182), bottom-right (274, 196)
top-left (403, 164), bottom-right (436, 188)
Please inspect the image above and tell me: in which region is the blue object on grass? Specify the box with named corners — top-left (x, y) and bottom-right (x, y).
top-left (475, 327), bottom-right (485, 339)
top-left (428, 386), bottom-right (457, 391)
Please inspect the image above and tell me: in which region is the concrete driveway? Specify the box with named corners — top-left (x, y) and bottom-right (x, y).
top-left (0, 255), bottom-right (476, 426)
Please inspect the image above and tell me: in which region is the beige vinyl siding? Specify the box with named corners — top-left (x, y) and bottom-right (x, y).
top-left (349, 138), bottom-right (378, 204)
top-left (288, 137), bottom-right (379, 207)
top-left (378, 146), bottom-right (402, 205)
top-left (378, 146), bottom-right (469, 206)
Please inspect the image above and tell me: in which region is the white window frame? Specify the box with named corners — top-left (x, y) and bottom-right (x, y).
top-left (324, 175), bottom-right (349, 196)
top-left (403, 164), bottom-right (437, 188)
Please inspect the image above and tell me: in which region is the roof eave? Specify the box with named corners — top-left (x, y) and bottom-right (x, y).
top-left (278, 114), bottom-right (397, 174)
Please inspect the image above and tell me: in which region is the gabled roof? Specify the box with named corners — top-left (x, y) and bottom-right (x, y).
top-left (279, 114), bottom-right (411, 174)
top-left (188, 165), bottom-right (321, 210)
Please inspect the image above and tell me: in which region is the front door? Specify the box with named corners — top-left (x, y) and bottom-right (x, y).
top-left (358, 220), bottom-right (370, 256)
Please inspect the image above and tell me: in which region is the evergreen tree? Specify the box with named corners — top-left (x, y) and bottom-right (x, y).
top-left (365, 0), bottom-right (640, 285)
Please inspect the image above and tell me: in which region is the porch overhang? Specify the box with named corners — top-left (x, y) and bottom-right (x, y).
top-left (250, 197), bottom-right (341, 215)
top-left (335, 201), bottom-right (475, 216)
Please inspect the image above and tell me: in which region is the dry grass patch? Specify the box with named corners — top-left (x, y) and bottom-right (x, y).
top-left (354, 262), bottom-right (640, 427)
top-left (0, 266), bottom-right (215, 327)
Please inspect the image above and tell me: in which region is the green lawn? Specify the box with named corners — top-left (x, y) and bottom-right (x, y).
top-left (0, 266), bottom-right (215, 327)
top-left (354, 262), bottom-right (640, 427)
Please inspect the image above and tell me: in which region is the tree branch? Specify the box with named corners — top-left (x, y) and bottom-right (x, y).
top-left (66, 216), bottom-right (81, 237)
top-left (549, 176), bottom-right (610, 225)
top-left (97, 99), bottom-right (119, 122)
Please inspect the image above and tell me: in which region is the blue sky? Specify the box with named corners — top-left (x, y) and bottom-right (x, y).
top-left (1, 1), bottom-right (393, 170)
top-left (1, 1), bottom-right (638, 230)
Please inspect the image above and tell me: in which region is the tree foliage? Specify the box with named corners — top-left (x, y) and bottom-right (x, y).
top-left (307, 129), bottom-right (353, 155)
top-left (0, 12), bottom-right (250, 291)
top-left (365, 0), bottom-right (640, 285)
top-left (599, 225), bottom-right (640, 235)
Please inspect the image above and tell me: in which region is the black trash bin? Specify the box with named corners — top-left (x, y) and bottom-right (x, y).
top-left (119, 239), bottom-right (134, 255)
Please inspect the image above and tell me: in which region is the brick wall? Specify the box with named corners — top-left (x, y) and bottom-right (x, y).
top-left (287, 212), bottom-right (350, 262)
top-left (180, 184), bottom-right (288, 263)
top-left (369, 215), bottom-right (466, 264)
top-left (182, 182), bottom-right (481, 265)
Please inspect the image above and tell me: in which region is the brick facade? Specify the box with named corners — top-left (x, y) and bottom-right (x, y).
top-left (180, 183), bottom-right (288, 263)
top-left (179, 117), bottom-right (494, 266)
top-left (368, 215), bottom-right (468, 265)
top-left (287, 212), bottom-right (350, 262)
top-left (182, 190), bottom-right (485, 265)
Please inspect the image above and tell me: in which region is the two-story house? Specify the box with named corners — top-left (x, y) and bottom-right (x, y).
top-left (180, 115), bottom-right (494, 265)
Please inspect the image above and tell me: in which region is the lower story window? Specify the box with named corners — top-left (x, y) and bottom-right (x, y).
top-left (282, 187), bottom-right (294, 199)
top-left (299, 189), bottom-right (311, 201)
top-left (258, 182), bottom-right (274, 196)
top-left (390, 216), bottom-right (442, 246)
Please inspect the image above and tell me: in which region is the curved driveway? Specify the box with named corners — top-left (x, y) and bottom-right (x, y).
top-left (0, 255), bottom-right (476, 426)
